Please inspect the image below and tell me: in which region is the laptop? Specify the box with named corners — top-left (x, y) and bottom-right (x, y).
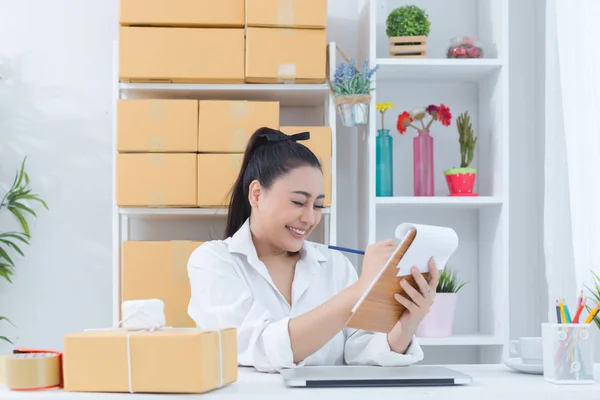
top-left (280, 365), bottom-right (472, 387)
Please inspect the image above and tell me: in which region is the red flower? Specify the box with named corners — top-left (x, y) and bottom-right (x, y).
top-left (437, 104), bottom-right (452, 126)
top-left (396, 111), bottom-right (413, 134)
top-left (426, 104), bottom-right (438, 114)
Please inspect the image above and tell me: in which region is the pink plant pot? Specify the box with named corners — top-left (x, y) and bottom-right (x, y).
top-left (415, 293), bottom-right (458, 338)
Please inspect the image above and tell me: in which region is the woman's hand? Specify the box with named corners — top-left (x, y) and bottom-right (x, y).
top-left (354, 239), bottom-right (397, 293)
top-left (395, 257), bottom-right (440, 323)
top-left (386, 257), bottom-right (440, 354)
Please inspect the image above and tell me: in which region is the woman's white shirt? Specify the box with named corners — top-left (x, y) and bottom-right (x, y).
top-left (187, 219), bottom-right (424, 373)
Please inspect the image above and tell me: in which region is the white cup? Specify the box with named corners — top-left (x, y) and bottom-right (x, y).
top-left (510, 337), bottom-right (543, 364)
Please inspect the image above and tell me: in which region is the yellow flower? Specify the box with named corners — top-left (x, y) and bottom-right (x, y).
top-left (376, 102), bottom-right (394, 114)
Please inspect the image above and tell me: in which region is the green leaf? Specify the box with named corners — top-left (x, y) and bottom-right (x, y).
top-left (0, 336), bottom-right (13, 344)
top-left (11, 202), bottom-right (36, 218)
top-left (0, 238), bottom-right (25, 257)
top-left (8, 206), bottom-right (30, 236)
top-left (0, 246), bottom-right (15, 267)
top-left (0, 232), bottom-right (30, 244)
top-left (0, 267), bottom-right (13, 283)
top-left (0, 316), bottom-right (16, 327)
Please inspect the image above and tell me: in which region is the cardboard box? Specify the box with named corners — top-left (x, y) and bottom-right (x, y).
top-left (117, 99), bottom-right (199, 152)
top-left (63, 329), bottom-right (237, 393)
top-left (247, 0), bottom-right (327, 29)
top-left (120, 0), bottom-right (245, 28)
top-left (198, 154), bottom-right (243, 207)
top-left (281, 126), bottom-right (332, 207)
top-left (116, 153), bottom-right (197, 207)
top-left (245, 27), bottom-right (326, 84)
top-left (122, 241), bottom-right (203, 328)
top-left (119, 27), bottom-right (244, 83)
top-left (198, 100), bottom-right (280, 153)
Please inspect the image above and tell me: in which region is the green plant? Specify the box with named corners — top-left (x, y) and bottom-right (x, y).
top-left (437, 267), bottom-right (468, 293)
top-left (0, 157), bottom-right (48, 343)
top-left (456, 111), bottom-right (478, 168)
top-left (386, 5), bottom-right (431, 38)
top-left (330, 59), bottom-right (379, 96)
top-left (585, 270), bottom-right (600, 329)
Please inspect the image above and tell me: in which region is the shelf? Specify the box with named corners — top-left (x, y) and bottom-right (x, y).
top-left (416, 334), bottom-right (504, 347)
top-left (119, 207), bottom-right (330, 219)
top-left (375, 58), bottom-right (503, 83)
top-left (118, 83), bottom-right (331, 106)
top-left (376, 196), bottom-right (503, 209)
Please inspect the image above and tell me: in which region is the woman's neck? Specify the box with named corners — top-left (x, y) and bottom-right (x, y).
top-left (249, 218), bottom-right (289, 259)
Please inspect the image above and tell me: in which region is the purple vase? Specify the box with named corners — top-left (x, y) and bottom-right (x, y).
top-left (413, 128), bottom-right (434, 196)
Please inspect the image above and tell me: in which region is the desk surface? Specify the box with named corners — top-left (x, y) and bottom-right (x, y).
top-left (2, 364), bottom-right (600, 400)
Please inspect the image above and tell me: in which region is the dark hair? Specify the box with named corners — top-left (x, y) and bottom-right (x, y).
top-left (225, 127), bottom-right (322, 238)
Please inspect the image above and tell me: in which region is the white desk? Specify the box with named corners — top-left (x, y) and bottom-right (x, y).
top-left (2, 364), bottom-right (600, 400)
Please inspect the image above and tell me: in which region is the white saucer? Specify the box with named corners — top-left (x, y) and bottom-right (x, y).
top-left (503, 357), bottom-right (543, 375)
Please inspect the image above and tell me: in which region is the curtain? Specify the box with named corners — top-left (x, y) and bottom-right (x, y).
top-left (544, 0), bottom-right (600, 323)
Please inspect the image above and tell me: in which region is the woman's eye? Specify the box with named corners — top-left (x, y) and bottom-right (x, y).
top-left (292, 201), bottom-right (304, 206)
top-left (314, 205), bottom-right (325, 209)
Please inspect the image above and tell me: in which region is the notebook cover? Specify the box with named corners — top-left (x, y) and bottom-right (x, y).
top-left (346, 229), bottom-right (425, 333)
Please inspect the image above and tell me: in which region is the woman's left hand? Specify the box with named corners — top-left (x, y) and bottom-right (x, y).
top-left (394, 257), bottom-right (440, 324)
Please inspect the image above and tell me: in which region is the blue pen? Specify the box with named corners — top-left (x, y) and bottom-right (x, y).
top-left (328, 245), bottom-right (365, 256)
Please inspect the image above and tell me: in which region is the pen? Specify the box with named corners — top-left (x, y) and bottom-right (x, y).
top-left (328, 245), bottom-right (365, 256)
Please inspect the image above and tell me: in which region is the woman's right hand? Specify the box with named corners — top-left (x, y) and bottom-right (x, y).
top-left (355, 239), bottom-right (397, 293)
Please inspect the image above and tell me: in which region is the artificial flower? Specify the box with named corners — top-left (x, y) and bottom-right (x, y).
top-left (376, 102), bottom-right (394, 113)
top-left (412, 107), bottom-right (426, 120)
top-left (396, 111), bottom-right (413, 134)
top-left (437, 104), bottom-right (452, 126)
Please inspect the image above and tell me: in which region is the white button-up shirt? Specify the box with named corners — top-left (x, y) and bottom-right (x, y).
top-left (187, 219), bottom-right (424, 373)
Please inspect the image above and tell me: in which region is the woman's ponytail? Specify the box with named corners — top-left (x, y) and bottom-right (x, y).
top-left (224, 126), bottom-right (321, 238)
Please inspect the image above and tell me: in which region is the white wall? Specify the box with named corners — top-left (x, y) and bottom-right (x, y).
top-left (0, 0), bottom-right (545, 354)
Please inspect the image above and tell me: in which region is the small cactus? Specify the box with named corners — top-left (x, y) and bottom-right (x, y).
top-left (456, 111), bottom-right (477, 168)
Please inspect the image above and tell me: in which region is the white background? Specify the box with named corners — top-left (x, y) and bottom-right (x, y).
top-left (0, 0), bottom-right (546, 355)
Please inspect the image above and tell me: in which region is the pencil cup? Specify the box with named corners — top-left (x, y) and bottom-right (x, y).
top-left (542, 323), bottom-right (595, 384)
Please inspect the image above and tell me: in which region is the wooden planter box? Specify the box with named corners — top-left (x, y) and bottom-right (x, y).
top-left (389, 36), bottom-right (427, 58)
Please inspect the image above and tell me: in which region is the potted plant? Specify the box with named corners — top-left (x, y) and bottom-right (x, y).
top-left (416, 267), bottom-right (467, 338)
top-left (1, 157), bottom-right (48, 344)
top-left (329, 58), bottom-right (379, 128)
top-left (397, 104), bottom-right (452, 196)
top-left (444, 111), bottom-right (478, 196)
top-left (386, 5), bottom-right (431, 58)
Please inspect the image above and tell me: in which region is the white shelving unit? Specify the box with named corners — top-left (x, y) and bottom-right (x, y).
top-left (358, 0), bottom-right (509, 365)
top-left (111, 41), bottom-right (339, 326)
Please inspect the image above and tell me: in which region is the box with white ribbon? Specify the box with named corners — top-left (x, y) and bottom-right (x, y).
top-left (62, 300), bottom-right (238, 394)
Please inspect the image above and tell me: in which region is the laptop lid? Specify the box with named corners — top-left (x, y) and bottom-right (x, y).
top-left (281, 365), bottom-right (472, 387)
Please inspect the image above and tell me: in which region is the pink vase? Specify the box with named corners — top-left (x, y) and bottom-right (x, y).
top-left (415, 293), bottom-right (457, 338)
top-left (413, 128), bottom-right (434, 196)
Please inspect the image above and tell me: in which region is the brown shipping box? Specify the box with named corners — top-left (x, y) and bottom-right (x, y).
top-left (117, 99), bottom-right (199, 152)
top-left (198, 154), bottom-right (243, 207)
top-left (198, 100), bottom-right (280, 153)
top-left (120, 0), bottom-right (245, 28)
top-left (247, 0), bottom-right (327, 29)
top-left (281, 126), bottom-right (332, 207)
top-left (245, 27), bottom-right (326, 84)
top-left (63, 329), bottom-right (237, 393)
top-left (122, 241), bottom-right (204, 328)
top-left (119, 27), bottom-right (244, 83)
top-left (116, 153), bottom-right (197, 207)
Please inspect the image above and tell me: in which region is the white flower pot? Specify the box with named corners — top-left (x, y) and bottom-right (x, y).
top-left (415, 293), bottom-right (458, 338)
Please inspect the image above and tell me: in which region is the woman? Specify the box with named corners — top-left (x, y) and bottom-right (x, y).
top-left (187, 127), bottom-right (440, 373)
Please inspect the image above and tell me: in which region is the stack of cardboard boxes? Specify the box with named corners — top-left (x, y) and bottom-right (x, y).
top-left (118, 0), bottom-right (328, 84)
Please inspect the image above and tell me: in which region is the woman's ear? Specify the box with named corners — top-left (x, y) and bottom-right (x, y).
top-left (248, 180), bottom-right (262, 208)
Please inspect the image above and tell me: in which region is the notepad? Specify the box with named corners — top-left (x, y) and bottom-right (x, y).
top-left (346, 222), bottom-right (459, 333)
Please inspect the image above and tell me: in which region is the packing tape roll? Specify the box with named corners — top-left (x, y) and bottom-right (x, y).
top-left (5, 352), bottom-right (62, 390)
top-left (278, 0), bottom-right (296, 26)
top-left (171, 240), bottom-right (192, 284)
top-left (277, 63), bottom-right (296, 84)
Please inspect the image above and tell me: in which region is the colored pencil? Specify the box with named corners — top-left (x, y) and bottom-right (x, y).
top-left (328, 245), bottom-right (365, 256)
top-left (563, 298), bottom-right (572, 323)
top-left (560, 300), bottom-right (567, 324)
top-left (556, 300), bottom-right (562, 323)
top-left (584, 301), bottom-right (600, 324)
